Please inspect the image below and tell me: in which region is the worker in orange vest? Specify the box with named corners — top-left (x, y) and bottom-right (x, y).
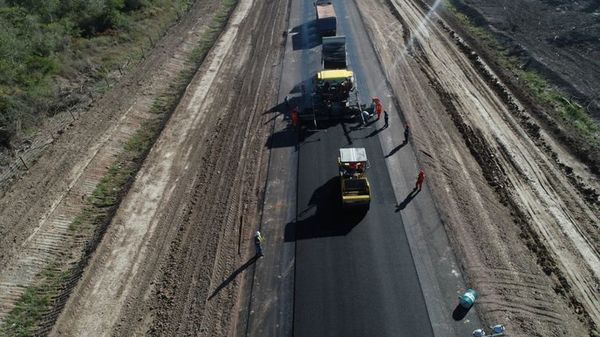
top-left (372, 97), bottom-right (383, 120)
top-left (415, 169), bottom-right (425, 190)
top-left (291, 107), bottom-right (299, 127)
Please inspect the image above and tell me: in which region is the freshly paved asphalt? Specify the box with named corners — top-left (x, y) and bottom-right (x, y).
top-left (245, 0), bottom-right (481, 336)
top-left (291, 0), bottom-right (433, 336)
top-left (294, 122), bottom-right (433, 336)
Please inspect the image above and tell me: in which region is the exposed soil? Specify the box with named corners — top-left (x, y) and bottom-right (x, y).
top-left (357, 0), bottom-right (600, 335)
top-left (49, 0), bottom-right (288, 335)
top-left (445, 0), bottom-right (600, 180)
top-left (1, 0), bottom-right (599, 335)
top-left (451, 0), bottom-right (600, 118)
top-left (0, 0), bottom-right (221, 330)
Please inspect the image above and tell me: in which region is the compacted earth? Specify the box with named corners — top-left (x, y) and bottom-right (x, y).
top-left (452, 0), bottom-right (600, 117)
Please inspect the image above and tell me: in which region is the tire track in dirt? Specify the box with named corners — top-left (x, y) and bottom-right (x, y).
top-left (141, 2), bottom-right (285, 336)
top-left (143, 0), bottom-right (288, 335)
top-left (400, 0), bottom-right (600, 332)
top-left (0, 0), bottom-right (221, 330)
top-left (51, 0), bottom-right (288, 335)
top-left (419, 41), bottom-right (600, 335)
top-left (356, 0), bottom-right (597, 335)
top-left (49, 1), bottom-right (258, 335)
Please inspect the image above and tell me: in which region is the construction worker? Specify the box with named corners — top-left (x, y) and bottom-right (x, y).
top-left (291, 107), bottom-right (299, 128)
top-left (383, 110), bottom-right (389, 129)
top-left (361, 109), bottom-right (370, 125)
top-left (404, 124), bottom-right (410, 143)
top-left (372, 97), bottom-right (383, 120)
top-left (415, 169), bottom-right (425, 190)
top-left (254, 231), bottom-right (264, 257)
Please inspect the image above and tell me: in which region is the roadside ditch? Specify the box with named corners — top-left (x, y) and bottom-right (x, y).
top-left (0, 1), bottom-right (239, 335)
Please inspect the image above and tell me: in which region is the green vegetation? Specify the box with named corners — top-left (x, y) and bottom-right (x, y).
top-left (519, 71), bottom-right (600, 147)
top-left (0, 266), bottom-right (69, 337)
top-left (0, 0), bottom-right (239, 334)
top-left (0, 0), bottom-right (192, 145)
top-left (444, 0), bottom-right (600, 149)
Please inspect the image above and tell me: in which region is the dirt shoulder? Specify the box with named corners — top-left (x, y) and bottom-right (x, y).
top-left (358, 0), bottom-right (599, 335)
top-left (0, 0), bottom-right (222, 333)
top-left (50, 0), bottom-right (288, 335)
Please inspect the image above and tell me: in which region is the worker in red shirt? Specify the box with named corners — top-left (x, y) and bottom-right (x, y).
top-left (291, 107), bottom-right (299, 127)
top-left (372, 97), bottom-right (383, 120)
top-left (415, 169), bottom-right (425, 190)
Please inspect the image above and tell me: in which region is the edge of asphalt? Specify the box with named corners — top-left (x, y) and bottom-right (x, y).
top-left (356, 13), bottom-right (485, 337)
top-left (376, 106), bottom-right (484, 336)
top-left (241, 0), bottom-right (296, 334)
top-left (343, 0), bottom-right (483, 334)
top-left (242, 91), bottom-right (297, 336)
top-left (242, 0), bottom-right (483, 336)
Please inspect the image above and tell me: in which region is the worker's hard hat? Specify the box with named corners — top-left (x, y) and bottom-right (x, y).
top-left (256, 231), bottom-right (261, 236)
top-left (472, 329), bottom-right (485, 337)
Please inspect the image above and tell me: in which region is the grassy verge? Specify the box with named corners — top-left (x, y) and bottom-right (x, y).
top-left (0, 0), bottom-right (191, 145)
top-left (444, 1), bottom-right (600, 150)
top-left (0, 266), bottom-right (69, 337)
top-left (0, 0), bottom-right (239, 335)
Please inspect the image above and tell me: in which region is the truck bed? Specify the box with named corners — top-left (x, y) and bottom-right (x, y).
top-left (315, 3), bottom-right (336, 36)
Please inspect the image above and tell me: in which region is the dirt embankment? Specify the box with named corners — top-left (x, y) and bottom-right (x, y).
top-left (357, 0), bottom-right (600, 335)
top-left (0, 0), bottom-right (222, 333)
top-left (442, 0), bottom-right (600, 182)
top-left (449, 0), bottom-right (600, 117)
top-left (50, 0), bottom-right (289, 335)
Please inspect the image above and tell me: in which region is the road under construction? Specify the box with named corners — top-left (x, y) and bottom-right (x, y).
top-left (244, 0), bottom-right (481, 335)
top-left (0, 0), bottom-right (597, 336)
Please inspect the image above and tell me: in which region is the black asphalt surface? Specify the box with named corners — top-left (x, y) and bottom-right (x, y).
top-left (246, 0), bottom-right (481, 335)
top-left (290, 0), bottom-right (434, 336)
top-left (294, 124), bottom-right (433, 337)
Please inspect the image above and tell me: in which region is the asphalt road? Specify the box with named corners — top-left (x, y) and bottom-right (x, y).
top-left (294, 123), bottom-right (433, 336)
top-left (291, 0), bottom-right (433, 336)
top-left (245, 0), bottom-right (481, 336)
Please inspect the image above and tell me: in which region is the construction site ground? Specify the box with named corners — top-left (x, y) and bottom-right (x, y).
top-left (0, 0), bottom-right (598, 336)
top-left (450, 0), bottom-right (600, 117)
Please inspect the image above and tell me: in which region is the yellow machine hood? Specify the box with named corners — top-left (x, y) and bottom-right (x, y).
top-left (317, 69), bottom-right (353, 81)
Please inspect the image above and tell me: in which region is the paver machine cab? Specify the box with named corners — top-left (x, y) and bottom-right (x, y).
top-left (338, 148), bottom-right (371, 207)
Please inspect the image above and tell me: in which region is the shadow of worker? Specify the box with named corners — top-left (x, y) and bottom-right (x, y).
top-left (208, 256), bottom-right (258, 300)
top-left (395, 188), bottom-right (420, 212)
top-left (385, 142), bottom-right (407, 158)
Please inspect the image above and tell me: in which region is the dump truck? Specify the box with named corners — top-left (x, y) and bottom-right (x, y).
top-left (338, 148), bottom-right (371, 207)
top-left (299, 36), bottom-right (363, 126)
top-left (315, 1), bottom-right (336, 36)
